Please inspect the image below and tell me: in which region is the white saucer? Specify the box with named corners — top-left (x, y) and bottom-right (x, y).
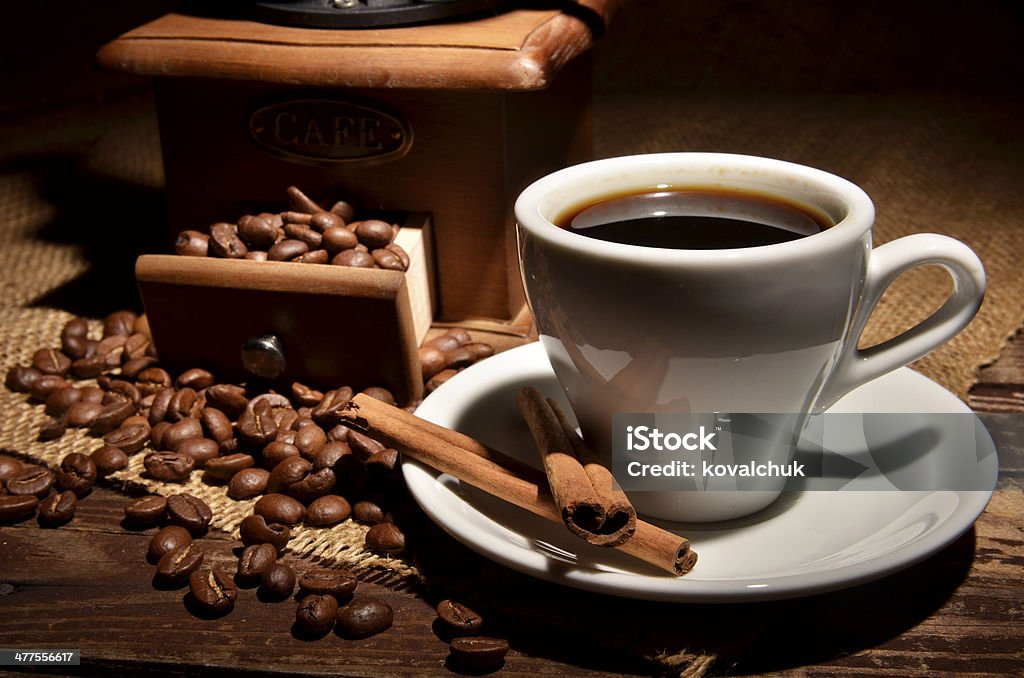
top-left (404, 342), bottom-right (998, 602)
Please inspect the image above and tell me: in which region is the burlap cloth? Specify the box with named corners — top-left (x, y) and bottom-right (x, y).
top-left (1, 89), bottom-right (1021, 675)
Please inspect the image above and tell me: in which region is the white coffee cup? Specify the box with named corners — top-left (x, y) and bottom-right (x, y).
top-left (514, 152), bottom-right (985, 522)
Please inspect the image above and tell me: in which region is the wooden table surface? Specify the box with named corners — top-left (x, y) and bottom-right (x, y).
top-left (2, 334), bottom-right (1023, 677)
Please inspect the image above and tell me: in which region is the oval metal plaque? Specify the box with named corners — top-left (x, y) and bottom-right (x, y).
top-left (249, 99), bottom-right (412, 165)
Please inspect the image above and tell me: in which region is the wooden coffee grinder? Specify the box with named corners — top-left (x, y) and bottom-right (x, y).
top-left (97, 0), bottom-right (619, 397)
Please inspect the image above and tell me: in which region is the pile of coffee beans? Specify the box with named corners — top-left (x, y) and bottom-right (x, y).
top-left (2, 309), bottom-right (510, 668)
top-left (175, 186), bottom-right (410, 271)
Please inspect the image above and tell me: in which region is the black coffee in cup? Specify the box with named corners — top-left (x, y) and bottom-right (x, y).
top-left (556, 188), bottom-right (833, 249)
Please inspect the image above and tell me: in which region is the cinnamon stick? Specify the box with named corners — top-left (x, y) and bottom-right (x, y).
top-left (516, 387), bottom-right (635, 546)
top-left (546, 396), bottom-right (638, 546)
top-left (341, 394), bottom-right (696, 576)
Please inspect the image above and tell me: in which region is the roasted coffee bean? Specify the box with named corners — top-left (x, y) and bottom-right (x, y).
top-left (354, 220), bottom-right (394, 249)
top-left (200, 407), bottom-right (233, 443)
top-left (275, 430), bottom-right (297, 446)
top-left (136, 367), bottom-right (173, 396)
top-left (260, 562), bottom-right (296, 600)
top-left (166, 493), bottom-right (213, 534)
top-left (311, 210), bottom-right (344, 231)
top-left (5, 364), bottom-right (41, 392)
top-left (336, 598), bottom-right (393, 639)
top-left (294, 424), bottom-right (327, 459)
top-left (284, 223), bottom-right (323, 249)
top-left (104, 422), bottom-right (150, 454)
top-left (254, 493), bottom-right (305, 526)
top-left (28, 374), bottom-right (69, 401)
top-left (79, 385), bottom-right (105, 404)
top-left (167, 388), bottom-right (198, 422)
top-left (148, 525), bottom-right (192, 563)
top-left (239, 514), bottom-right (291, 552)
top-left (353, 500), bottom-right (386, 525)
top-left (66, 400), bottom-right (103, 428)
top-left (123, 333), bottom-right (151, 361)
top-left (144, 451), bottom-right (195, 482)
top-left (293, 248), bottom-right (328, 264)
top-left (252, 392), bottom-right (292, 410)
top-left (465, 341), bottom-right (496, 362)
top-left (36, 415), bottom-right (61, 442)
top-left (282, 210), bottom-right (313, 225)
top-left (32, 347), bottom-right (71, 376)
top-left (122, 356), bottom-right (159, 379)
top-left (313, 441), bottom-right (350, 470)
top-left (288, 467), bottom-right (335, 503)
top-left (210, 222), bottom-right (248, 259)
top-left (274, 408), bottom-right (300, 431)
top-left (365, 522), bottom-right (405, 555)
top-left (0, 455), bottom-right (24, 483)
top-left (45, 386), bottom-right (82, 415)
top-left (267, 456), bottom-right (311, 494)
top-left (0, 494), bottom-right (39, 522)
top-left (56, 453), bottom-right (97, 496)
top-left (124, 495), bottom-right (167, 526)
top-left (175, 368), bottom-right (215, 391)
top-left (175, 230), bottom-right (209, 256)
top-left (104, 378), bottom-right (141, 404)
top-left (348, 429), bottom-right (386, 460)
top-left (61, 316), bottom-right (89, 341)
top-left (426, 368), bottom-right (459, 395)
top-left (299, 568), bottom-right (358, 598)
top-left (177, 437), bottom-right (220, 467)
top-left (445, 327), bottom-right (472, 345)
top-left (424, 332), bottom-right (461, 353)
top-left (331, 249), bottom-right (375, 268)
top-left (219, 437), bottom-right (240, 456)
top-left (189, 567), bottom-right (237, 614)
top-left (296, 594), bottom-right (339, 635)
top-left (237, 543), bottom-right (277, 585)
top-left (262, 441), bottom-right (300, 469)
top-left (7, 467), bottom-right (55, 498)
top-left (303, 493), bottom-right (352, 532)
top-left (156, 543), bottom-right (204, 583)
top-left (227, 467), bottom-right (270, 500)
top-left (286, 186), bottom-right (321, 213)
top-left (418, 346), bottom-right (447, 381)
top-left (238, 399), bottom-right (277, 446)
top-left (290, 382), bottom-right (324, 408)
top-left (321, 225), bottom-right (358, 255)
top-left (204, 453), bottom-right (255, 481)
top-left (69, 355), bottom-right (107, 379)
top-left (436, 599), bottom-right (484, 636)
top-left (38, 490), bottom-right (77, 526)
top-left (445, 347), bottom-right (476, 370)
top-left (123, 414), bottom-right (151, 431)
top-left (371, 248), bottom-right (405, 271)
top-left (90, 398), bottom-right (135, 434)
top-left (329, 200), bottom-right (355, 221)
top-left (267, 238), bottom-right (309, 261)
top-left (245, 250), bottom-right (268, 261)
top-left (95, 335), bottom-right (128, 367)
top-left (237, 214), bottom-right (277, 249)
top-left (366, 448), bottom-right (399, 475)
top-left (385, 242), bottom-right (410, 269)
top-left (61, 334), bottom-right (91, 359)
top-left (360, 386), bottom-right (396, 407)
top-left (91, 445), bottom-right (129, 476)
top-left (448, 637), bottom-right (509, 670)
top-left (162, 417), bottom-right (203, 451)
top-left (103, 310), bottom-right (138, 338)
top-left (310, 387), bottom-right (353, 427)
top-left (148, 388), bottom-right (173, 424)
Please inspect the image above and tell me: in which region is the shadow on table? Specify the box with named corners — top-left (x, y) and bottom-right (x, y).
top-left (11, 150), bottom-right (167, 316)
top-left (415, 519), bottom-right (976, 675)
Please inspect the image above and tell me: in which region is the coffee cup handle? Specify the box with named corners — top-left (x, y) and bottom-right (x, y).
top-left (814, 233), bottom-right (985, 412)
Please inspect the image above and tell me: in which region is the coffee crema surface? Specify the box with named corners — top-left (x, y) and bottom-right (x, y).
top-left (557, 188), bottom-right (833, 249)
